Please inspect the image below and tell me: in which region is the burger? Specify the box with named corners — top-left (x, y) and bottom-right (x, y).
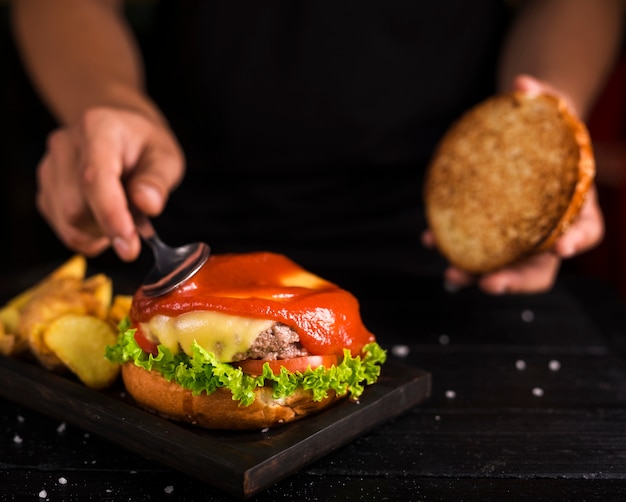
top-left (424, 90), bottom-right (595, 274)
top-left (106, 251), bottom-right (386, 430)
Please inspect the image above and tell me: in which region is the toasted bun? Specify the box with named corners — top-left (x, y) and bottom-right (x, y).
top-left (121, 362), bottom-right (344, 430)
top-left (424, 92), bottom-right (595, 274)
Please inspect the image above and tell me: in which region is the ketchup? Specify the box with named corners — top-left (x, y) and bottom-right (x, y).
top-left (130, 252), bottom-right (375, 356)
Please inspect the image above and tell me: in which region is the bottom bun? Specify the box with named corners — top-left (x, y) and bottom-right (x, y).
top-left (121, 362), bottom-right (344, 430)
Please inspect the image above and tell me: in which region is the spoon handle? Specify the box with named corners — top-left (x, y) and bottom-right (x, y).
top-left (132, 210), bottom-right (170, 264)
top-left (133, 211), bottom-right (157, 241)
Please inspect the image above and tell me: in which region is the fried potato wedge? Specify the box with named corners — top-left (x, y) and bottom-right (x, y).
top-left (82, 273), bottom-right (113, 320)
top-left (0, 322), bottom-right (17, 357)
top-left (6, 255), bottom-right (87, 310)
top-left (108, 295), bottom-right (133, 327)
top-left (2, 254), bottom-right (131, 388)
top-left (43, 314), bottom-right (120, 389)
top-left (0, 304), bottom-right (20, 337)
top-left (19, 277), bottom-right (89, 370)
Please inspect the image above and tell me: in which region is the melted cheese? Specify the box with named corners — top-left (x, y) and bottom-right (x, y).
top-left (142, 311), bottom-right (274, 362)
top-left (131, 252), bottom-right (376, 357)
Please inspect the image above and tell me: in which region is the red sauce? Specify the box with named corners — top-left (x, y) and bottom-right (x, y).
top-left (131, 252), bottom-right (375, 356)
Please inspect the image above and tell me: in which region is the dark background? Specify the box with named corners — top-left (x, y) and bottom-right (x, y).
top-left (1, 2), bottom-right (625, 298)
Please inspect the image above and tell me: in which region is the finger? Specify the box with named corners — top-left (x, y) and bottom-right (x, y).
top-left (74, 110), bottom-right (141, 261)
top-left (421, 229), bottom-right (435, 248)
top-left (443, 266), bottom-right (475, 291)
top-left (125, 128), bottom-right (185, 217)
top-left (554, 185), bottom-right (604, 258)
top-left (477, 252), bottom-right (560, 295)
top-left (37, 130), bottom-right (110, 256)
top-left (512, 74), bottom-right (578, 117)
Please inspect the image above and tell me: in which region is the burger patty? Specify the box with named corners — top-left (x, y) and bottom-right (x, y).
top-left (233, 323), bottom-right (309, 361)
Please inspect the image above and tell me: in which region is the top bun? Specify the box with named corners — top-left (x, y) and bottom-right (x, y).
top-left (424, 91), bottom-right (595, 274)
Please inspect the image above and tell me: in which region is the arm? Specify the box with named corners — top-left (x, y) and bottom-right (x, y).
top-left (12, 0), bottom-right (156, 124)
top-left (498, 0), bottom-right (625, 119)
top-left (10, 0), bottom-right (184, 261)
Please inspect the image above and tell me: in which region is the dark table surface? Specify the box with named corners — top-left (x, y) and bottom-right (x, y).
top-left (3, 263), bottom-right (626, 501)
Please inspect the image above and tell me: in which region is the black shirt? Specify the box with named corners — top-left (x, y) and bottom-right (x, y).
top-left (140, 0), bottom-right (512, 300)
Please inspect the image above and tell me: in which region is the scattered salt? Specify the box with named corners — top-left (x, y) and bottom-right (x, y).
top-left (515, 359), bottom-right (527, 371)
top-left (38, 490), bottom-right (47, 499)
top-left (445, 390), bottom-right (456, 399)
top-left (391, 344), bottom-right (410, 357)
top-left (434, 415), bottom-right (441, 421)
top-left (58, 477), bottom-right (68, 485)
top-left (438, 334), bottom-right (450, 346)
top-left (549, 360), bottom-right (561, 372)
top-left (521, 309), bottom-right (535, 322)
top-left (532, 387), bottom-right (544, 397)
top-left (56, 422), bottom-right (66, 434)
top-left (16, 415), bottom-right (24, 423)
top-left (13, 434), bottom-right (22, 444)
top-left (164, 485), bottom-right (174, 494)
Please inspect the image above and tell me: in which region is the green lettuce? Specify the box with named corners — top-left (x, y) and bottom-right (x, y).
top-left (105, 318), bottom-right (387, 406)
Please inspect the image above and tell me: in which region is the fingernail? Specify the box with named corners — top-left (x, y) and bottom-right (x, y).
top-left (112, 237), bottom-right (132, 260)
top-left (137, 183), bottom-right (163, 211)
top-left (444, 280), bottom-right (460, 293)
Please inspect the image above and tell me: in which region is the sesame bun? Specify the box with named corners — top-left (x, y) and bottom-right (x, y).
top-left (424, 91), bottom-right (595, 274)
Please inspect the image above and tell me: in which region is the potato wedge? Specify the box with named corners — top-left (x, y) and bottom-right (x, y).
top-left (19, 277), bottom-right (88, 370)
top-left (82, 273), bottom-right (113, 320)
top-left (0, 322), bottom-right (16, 356)
top-left (107, 295), bottom-right (133, 326)
top-left (5, 255), bottom-right (87, 310)
top-left (43, 314), bottom-right (120, 389)
top-left (0, 304), bottom-right (20, 336)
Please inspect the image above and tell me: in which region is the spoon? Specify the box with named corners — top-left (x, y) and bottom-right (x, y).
top-left (133, 212), bottom-right (210, 297)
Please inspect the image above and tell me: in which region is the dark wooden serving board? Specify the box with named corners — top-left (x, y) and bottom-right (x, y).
top-left (0, 355), bottom-right (430, 498)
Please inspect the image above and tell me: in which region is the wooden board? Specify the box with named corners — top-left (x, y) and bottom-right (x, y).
top-left (0, 355), bottom-right (430, 498)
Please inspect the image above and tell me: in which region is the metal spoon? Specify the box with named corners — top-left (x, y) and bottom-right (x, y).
top-left (134, 212), bottom-right (210, 297)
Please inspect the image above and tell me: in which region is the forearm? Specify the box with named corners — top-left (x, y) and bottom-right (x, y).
top-left (10, 0), bottom-right (162, 125)
top-left (498, 0), bottom-right (624, 118)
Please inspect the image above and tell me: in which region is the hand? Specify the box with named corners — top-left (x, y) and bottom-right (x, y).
top-left (423, 75), bottom-right (605, 295)
top-left (36, 107), bottom-right (185, 261)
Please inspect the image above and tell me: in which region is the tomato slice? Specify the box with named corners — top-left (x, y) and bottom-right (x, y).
top-left (133, 326), bottom-right (159, 356)
top-left (235, 355), bottom-right (339, 376)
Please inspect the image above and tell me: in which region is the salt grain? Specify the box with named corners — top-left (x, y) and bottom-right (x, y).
top-left (164, 485), bottom-right (174, 494)
top-left (532, 387), bottom-right (544, 397)
top-left (56, 422), bottom-right (66, 434)
top-left (16, 415), bottom-right (24, 423)
top-left (515, 359), bottom-right (527, 371)
top-left (13, 434), bottom-right (22, 444)
top-left (438, 334), bottom-right (450, 346)
top-left (445, 390), bottom-right (456, 399)
top-left (38, 490), bottom-right (47, 499)
top-left (391, 344), bottom-right (410, 357)
top-left (58, 477), bottom-right (67, 485)
top-left (521, 310), bottom-right (535, 322)
top-left (549, 360), bottom-right (561, 372)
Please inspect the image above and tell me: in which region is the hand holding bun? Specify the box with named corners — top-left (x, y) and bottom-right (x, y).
top-left (424, 88), bottom-right (595, 276)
